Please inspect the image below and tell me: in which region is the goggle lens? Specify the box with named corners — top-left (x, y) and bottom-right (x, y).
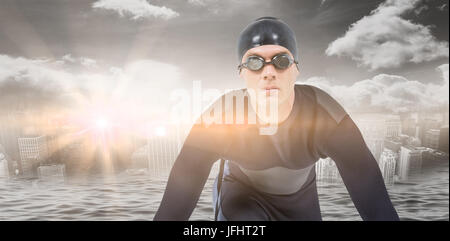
top-left (272, 55), bottom-right (291, 69)
top-left (239, 53), bottom-right (297, 71)
top-left (247, 56), bottom-right (264, 71)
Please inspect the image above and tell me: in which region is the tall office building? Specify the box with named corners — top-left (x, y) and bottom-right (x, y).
top-left (384, 139), bottom-right (402, 153)
top-left (130, 144), bottom-right (149, 169)
top-left (315, 158), bottom-right (342, 184)
top-left (37, 164), bottom-right (66, 181)
top-left (0, 113), bottom-right (24, 172)
top-left (419, 118), bottom-right (441, 144)
top-left (399, 146), bottom-right (423, 181)
top-left (18, 135), bottom-right (49, 175)
top-left (378, 148), bottom-right (397, 184)
top-left (414, 126), bottom-right (421, 139)
top-left (401, 114), bottom-right (417, 137)
top-left (0, 151), bottom-right (9, 178)
top-left (424, 129), bottom-right (440, 149)
top-left (438, 126), bottom-right (449, 154)
top-left (147, 124), bottom-right (188, 177)
top-left (367, 139), bottom-right (385, 163)
top-left (385, 117), bottom-right (402, 138)
top-left (444, 111), bottom-right (449, 126)
top-left (353, 115), bottom-right (389, 162)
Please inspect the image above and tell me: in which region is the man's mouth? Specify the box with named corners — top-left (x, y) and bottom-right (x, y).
top-left (261, 86), bottom-right (280, 96)
top-left (262, 86), bottom-right (279, 91)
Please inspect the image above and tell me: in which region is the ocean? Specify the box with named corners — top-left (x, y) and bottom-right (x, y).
top-left (0, 161), bottom-right (448, 221)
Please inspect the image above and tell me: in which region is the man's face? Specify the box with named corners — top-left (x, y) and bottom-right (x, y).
top-left (239, 45), bottom-right (299, 105)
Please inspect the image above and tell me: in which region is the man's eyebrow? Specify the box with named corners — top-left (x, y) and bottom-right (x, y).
top-left (246, 51), bottom-right (290, 59)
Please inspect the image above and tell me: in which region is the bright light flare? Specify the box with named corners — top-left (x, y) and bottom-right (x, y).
top-left (94, 117), bottom-right (112, 130)
top-left (154, 126), bottom-right (166, 136)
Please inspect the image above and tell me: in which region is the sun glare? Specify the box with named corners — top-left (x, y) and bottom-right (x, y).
top-left (95, 117), bottom-right (112, 130)
top-left (154, 126), bottom-right (166, 136)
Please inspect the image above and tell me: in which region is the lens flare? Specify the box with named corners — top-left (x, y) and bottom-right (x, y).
top-left (95, 117), bottom-right (111, 131)
top-left (154, 126), bottom-right (166, 136)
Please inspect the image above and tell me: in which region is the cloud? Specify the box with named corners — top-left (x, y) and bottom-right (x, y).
top-left (0, 54), bottom-right (182, 118)
top-left (92, 0), bottom-right (179, 20)
top-left (414, 4), bottom-right (428, 15)
top-left (186, 0), bottom-right (259, 15)
top-left (326, 0), bottom-right (449, 70)
top-left (187, 0), bottom-right (213, 6)
top-left (100, 59), bottom-right (183, 111)
top-left (438, 63), bottom-right (449, 83)
top-left (437, 63), bottom-right (449, 101)
top-left (300, 63), bottom-right (449, 113)
top-left (0, 55), bottom-right (76, 111)
top-left (438, 3), bottom-right (448, 11)
top-left (320, 0), bottom-right (330, 7)
top-left (60, 54), bottom-right (97, 68)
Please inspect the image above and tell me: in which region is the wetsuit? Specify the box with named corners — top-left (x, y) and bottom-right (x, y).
top-left (153, 84), bottom-right (400, 221)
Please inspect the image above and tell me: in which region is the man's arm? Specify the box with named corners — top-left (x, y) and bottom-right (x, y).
top-left (321, 114), bottom-right (400, 221)
top-left (153, 91), bottom-right (235, 220)
top-left (153, 142), bottom-right (218, 220)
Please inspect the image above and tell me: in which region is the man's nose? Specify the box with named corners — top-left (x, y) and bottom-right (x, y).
top-left (261, 63), bottom-right (276, 80)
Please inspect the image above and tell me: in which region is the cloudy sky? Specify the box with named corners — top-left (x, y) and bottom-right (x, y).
top-left (0, 0), bottom-right (448, 117)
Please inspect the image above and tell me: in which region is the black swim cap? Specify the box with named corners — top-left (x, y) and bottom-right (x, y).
top-left (237, 17), bottom-right (298, 63)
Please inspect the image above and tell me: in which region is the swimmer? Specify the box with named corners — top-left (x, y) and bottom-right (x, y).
top-left (154, 17), bottom-right (399, 221)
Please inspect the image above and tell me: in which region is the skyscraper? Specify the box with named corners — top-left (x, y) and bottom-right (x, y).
top-left (424, 129), bottom-right (440, 149)
top-left (419, 118), bottom-right (441, 144)
top-left (147, 124), bottom-right (187, 177)
top-left (0, 113), bottom-right (24, 172)
top-left (367, 139), bottom-right (385, 163)
top-left (399, 146), bottom-right (423, 181)
top-left (378, 148), bottom-right (397, 184)
top-left (315, 158), bottom-right (342, 184)
top-left (130, 144), bottom-right (149, 169)
top-left (384, 139), bottom-right (402, 153)
top-left (385, 116), bottom-right (402, 138)
top-left (354, 116), bottom-right (386, 163)
top-left (438, 126), bottom-right (449, 154)
top-left (401, 115), bottom-right (417, 137)
top-left (0, 151), bottom-right (9, 178)
top-left (18, 135), bottom-right (49, 175)
top-left (37, 164), bottom-right (65, 181)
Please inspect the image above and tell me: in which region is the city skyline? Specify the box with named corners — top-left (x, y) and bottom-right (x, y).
top-left (316, 110), bottom-right (448, 185)
top-left (1, 107), bottom-right (448, 183)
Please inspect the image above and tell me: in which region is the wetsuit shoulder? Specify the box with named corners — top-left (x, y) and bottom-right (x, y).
top-left (300, 84), bottom-right (348, 124)
top-left (293, 84), bottom-right (349, 158)
top-left (185, 91), bottom-right (241, 158)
